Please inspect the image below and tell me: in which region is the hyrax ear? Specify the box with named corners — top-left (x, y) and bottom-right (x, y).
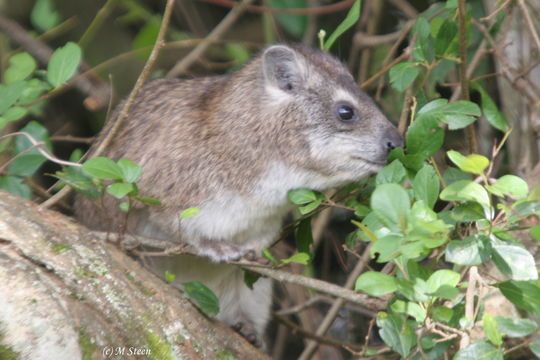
top-left (262, 45), bottom-right (305, 92)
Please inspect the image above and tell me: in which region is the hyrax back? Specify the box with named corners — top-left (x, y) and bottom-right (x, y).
top-left (74, 44), bottom-right (402, 344)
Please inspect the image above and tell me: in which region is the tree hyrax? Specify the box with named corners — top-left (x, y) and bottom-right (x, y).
top-left (75, 44), bottom-right (403, 346)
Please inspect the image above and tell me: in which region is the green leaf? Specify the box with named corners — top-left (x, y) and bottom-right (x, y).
top-left (296, 218), bottom-right (313, 253)
top-left (435, 20), bottom-right (458, 56)
top-left (179, 207), bottom-right (201, 219)
top-left (298, 198), bottom-right (322, 215)
top-left (324, 0), bottom-right (361, 50)
top-left (2, 107), bottom-right (28, 122)
top-left (31, 0), bottom-right (61, 32)
top-left (226, 43), bottom-right (251, 65)
top-left (8, 121), bottom-right (51, 177)
top-left (182, 281), bottom-right (220, 317)
top-left (355, 271), bottom-right (397, 296)
top-left (389, 62), bottom-right (419, 92)
top-left (426, 269), bottom-right (460, 294)
top-left (119, 202), bottom-right (130, 212)
top-left (497, 280), bottom-right (540, 317)
top-left (53, 167), bottom-right (100, 199)
top-left (133, 18), bottom-right (160, 60)
top-left (482, 313), bottom-right (503, 347)
top-left (106, 183), bottom-right (135, 199)
top-left (495, 316), bottom-right (538, 338)
top-left (531, 225), bottom-right (540, 241)
top-left (0, 81), bottom-right (26, 114)
top-left (0, 176), bottom-right (32, 199)
top-left (18, 79), bottom-right (49, 105)
top-left (82, 157), bottom-right (124, 180)
top-left (376, 313), bottom-right (416, 358)
top-left (117, 158), bottom-right (143, 183)
top-left (262, 248), bottom-right (278, 265)
top-left (471, 83), bottom-right (509, 132)
top-left (445, 235), bottom-right (492, 266)
top-left (243, 270), bottom-right (260, 290)
top-left (413, 17), bottom-right (430, 39)
top-left (395, 277), bottom-right (429, 302)
top-left (432, 306), bottom-right (453, 323)
top-left (406, 113), bottom-right (444, 161)
top-left (487, 175), bottom-right (528, 199)
top-left (492, 244), bottom-right (538, 281)
top-left (375, 159), bottom-right (406, 185)
top-left (268, 0), bottom-right (307, 39)
top-left (390, 300), bottom-right (426, 322)
top-left (370, 234), bottom-right (401, 262)
top-left (447, 151), bottom-right (489, 175)
top-left (530, 339), bottom-right (540, 357)
top-left (47, 42), bottom-right (82, 87)
top-left (281, 252), bottom-right (311, 265)
top-left (5, 53), bottom-right (37, 83)
top-left (288, 189), bottom-right (318, 204)
top-left (164, 270), bottom-right (176, 284)
top-left (135, 196), bottom-right (162, 205)
top-left (371, 183), bottom-right (410, 231)
top-left (453, 340), bottom-right (503, 360)
top-left (440, 180), bottom-right (491, 212)
top-left (413, 164), bottom-right (440, 209)
top-left (416, 99), bottom-right (480, 130)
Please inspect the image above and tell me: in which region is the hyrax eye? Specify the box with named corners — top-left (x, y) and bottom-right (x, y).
top-left (336, 103), bottom-right (358, 122)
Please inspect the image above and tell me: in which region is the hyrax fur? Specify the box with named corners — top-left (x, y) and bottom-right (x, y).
top-left (74, 44), bottom-right (403, 346)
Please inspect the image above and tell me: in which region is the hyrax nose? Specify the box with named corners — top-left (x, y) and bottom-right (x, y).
top-left (384, 127), bottom-right (404, 152)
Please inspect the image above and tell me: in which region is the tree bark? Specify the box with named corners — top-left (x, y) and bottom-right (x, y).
top-left (0, 191), bottom-right (269, 360)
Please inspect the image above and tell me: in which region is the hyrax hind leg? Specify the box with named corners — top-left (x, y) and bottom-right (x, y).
top-left (147, 255), bottom-right (273, 347)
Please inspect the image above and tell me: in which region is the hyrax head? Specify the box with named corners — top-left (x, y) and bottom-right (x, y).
top-left (260, 44), bottom-right (403, 187)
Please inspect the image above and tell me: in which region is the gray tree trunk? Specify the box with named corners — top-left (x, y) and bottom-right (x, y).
top-left (0, 191), bottom-right (269, 360)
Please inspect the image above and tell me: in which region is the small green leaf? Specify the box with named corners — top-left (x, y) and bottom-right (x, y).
top-left (31, 0), bottom-right (61, 32)
top-left (296, 218), bottom-right (313, 253)
top-left (405, 113), bottom-right (444, 161)
top-left (119, 201), bottom-right (130, 212)
top-left (8, 121), bottom-right (51, 177)
top-left (426, 269), bottom-right (460, 294)
top-left (447, 151), bottom-right (489, 175)
top-left (435, 20), bottom-right (458, 56)
top-left (432, 306), bottom-right (453, 323)
top-left (390, 300), bottom-right (426, 322)
top-left (53, 167), bottom-right (100, 199)
top-left (2, 107), bottom-right (28, 122)
top-left (324, 0), bottom-right (361, 50)
top-left (288, 189), bottom-right (318, 204)
top-left (135, 196), bottom-right (162, 205)
top-left (164, 270), bottom-right (176, 284)
top-left (262, 248), bottom-right (278, 265)
top-left (179, 207), bottom-right (201, 219)
top-left (413, 164), bottom-right (440, 209)
top-left (413, 17), bottom-right (430, 39)
top-left (82, 157), bottom-right (124, 180)
top-left (492, 244), bottom-right (538, 281)
top-left (483, 313), bottom-right (503, 347)
top-left (355, 271), bottom-right (397, 296)
top-left (445, 235), bottom-right (491, 266)
top-left (0, 176), bottom-right (32, 199)
top-left (497, 280), bottom-right (540, 317)
top-left (47, 42), bottom-right (82, 87)
top-left (243, 270), bottom-right (260, 290)
top-left (495, 316), bottom-right (538, 338)
top-left (106, 183), bottom-right (135, 199)
top-left (487, 175), bottom-right (528, 199)
top-left (371, 183), bottom-right (410, 231)
top-left (389, 62), bottom-right (419, 92)
top-left (117, 158), bottom-right (143, 183)
top-left (440, 180), bottom-right (491, 212)
top-left (0, 82), bottom-right (26, 114)
top-left (471, 83), bottom-right (509, 132)
top-left (453, 340), bottom-right (503, 360)
top-left (376, 313), bottom-right (416, 358)
top-left (531, 225), bottom-right (540, 241)
top-left (5, 53), bottom-right (37, 83)
top-left (530, 339), bottom-right (540, 357)
top-left (375, 159), bottom-right (406, 185)
top-left (268, 0), bottom-right (308, 39)
top-left (281, 252), bottom-right (311, 265)
top-left (298, 198), bottom-right (322, 214)
top-left (183, 281), bottom-right (220, 317)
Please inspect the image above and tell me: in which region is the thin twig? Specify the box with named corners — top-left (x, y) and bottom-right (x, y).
top-left (166, 0), bottom-right (254, 78)
top-left (517, 0), bottom-right (540, 55)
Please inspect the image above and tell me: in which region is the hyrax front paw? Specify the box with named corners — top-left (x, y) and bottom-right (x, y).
top-left (231, 321), bottom-right (263, 348)
top-left (197, 239), bottom-right (253, 263)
